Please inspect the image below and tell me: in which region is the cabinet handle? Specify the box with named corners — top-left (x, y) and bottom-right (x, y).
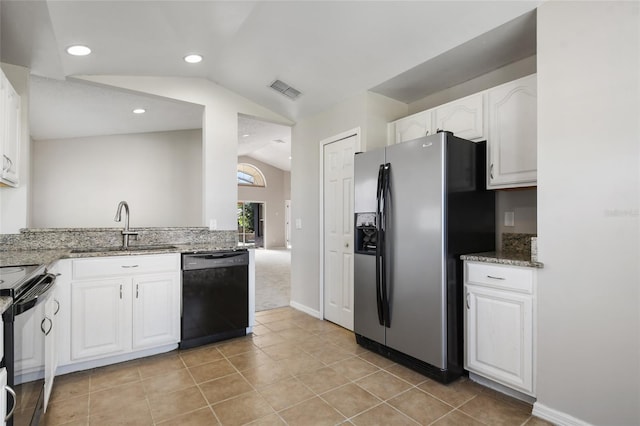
top-left (4, 385), bottom-right (16, 421)
top-left (121, 265), bottom-right (139, 268)
top-left (466, 293), bottom-right (470, 309)
top-left (136, 284), bottom-right (139, 299)
top-left (40, 316), bottom-right (52, 336)
top-left (120, 284), bottom-right (123, 299)
top-left (54, 299), bottom-right (60, 315)
top-left (487, 275), bottom-right (505, 280)
top-left (490, 163), bottom-right (494, 180)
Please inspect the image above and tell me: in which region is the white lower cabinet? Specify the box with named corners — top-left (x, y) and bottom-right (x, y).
top-left (0, 368), bottom-right (14, 426)
top-left (43, 292), bottom-right (59, 411)
top-left (71, 278), bottom-right (130, 360)
top-left (464, 261), bottom-right (536, 396)
top-left (132, 274), bottom-right (180, 350)
top-left (14, 298), bottom-right (47, 375)
top-left (63, 254), bottom-right (180, 364)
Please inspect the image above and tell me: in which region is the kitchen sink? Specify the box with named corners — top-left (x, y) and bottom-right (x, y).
top-left (70, 245), bottom-right (177, 254)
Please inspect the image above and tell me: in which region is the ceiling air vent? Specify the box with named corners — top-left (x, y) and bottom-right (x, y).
top-left (269, 79), bottom-right (302, 100)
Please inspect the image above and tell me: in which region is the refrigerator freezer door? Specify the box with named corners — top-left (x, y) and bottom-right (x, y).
top-left (354, 150), bottom-right (385, 214)
top-left (354, 148), bottom-right (386, 343)
top-left (384, 134), bottom-right (447, 369)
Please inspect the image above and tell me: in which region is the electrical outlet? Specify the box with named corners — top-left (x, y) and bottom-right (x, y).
top-left (504, 211), bottom-right (515, 227)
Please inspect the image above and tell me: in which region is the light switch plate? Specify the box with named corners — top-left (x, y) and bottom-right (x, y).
top-left (295, 218), bottom-right (302, 230)
top-left (504, 211), bottom-right (515, 227)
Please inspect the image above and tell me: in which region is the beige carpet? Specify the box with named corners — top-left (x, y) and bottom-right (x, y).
top-left (255, 248), bottom-right (291, 311)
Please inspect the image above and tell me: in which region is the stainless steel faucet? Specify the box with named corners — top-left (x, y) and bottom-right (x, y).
top-left (114, 201), bottom-right (139, 249)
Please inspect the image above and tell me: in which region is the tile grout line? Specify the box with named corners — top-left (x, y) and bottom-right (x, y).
top-left (179, 349), bottom-right (225, 425)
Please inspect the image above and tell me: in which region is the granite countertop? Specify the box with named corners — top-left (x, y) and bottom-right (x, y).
top-left (460, 251), bottom-right (543, 268)
top-left (0, 244), bottom-right (244, 268)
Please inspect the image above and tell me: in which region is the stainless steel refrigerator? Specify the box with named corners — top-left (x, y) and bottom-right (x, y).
top-left (354, 132), bottom-right (495, 383)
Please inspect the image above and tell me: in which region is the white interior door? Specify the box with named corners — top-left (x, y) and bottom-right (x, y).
top-left (323, 135), bottom-right (357, 330)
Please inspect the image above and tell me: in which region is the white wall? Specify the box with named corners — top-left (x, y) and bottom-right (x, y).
top-left (535, 2), bottom-right (639, 425)
top-left (237, 155), bottom-right (288, 248)
top-left (290, 92), bottom-right (405, 314)
top-left (31, 129), bottom-right (202, 228)
top-left (0, 63), bottom-right (30, 233)
top-left (408, 55), bottom-right (537, 114)
top-left (495, 189), bottom-right (537, 249)
top-left (78, 75), bottom-right (293, 231)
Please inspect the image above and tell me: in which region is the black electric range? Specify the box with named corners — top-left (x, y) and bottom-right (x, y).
top-left (0, 264), bottom-right (46, 298)
top-left (0, 264), bottom-right (56, 426)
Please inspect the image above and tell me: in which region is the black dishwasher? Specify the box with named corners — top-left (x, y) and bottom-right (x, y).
top-left (180, 250), bottom-right (249, 349)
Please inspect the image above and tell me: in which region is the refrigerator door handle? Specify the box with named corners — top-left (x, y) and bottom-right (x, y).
top-left (381, 163), bottom-right (391, 328)
top-left (375, 164), bottom-right (385, 326)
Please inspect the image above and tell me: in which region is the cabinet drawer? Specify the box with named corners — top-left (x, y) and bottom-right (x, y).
top-left (465, 262), bottom-right (533, 294)
top-left (72, 253), bottom-right (179, 280)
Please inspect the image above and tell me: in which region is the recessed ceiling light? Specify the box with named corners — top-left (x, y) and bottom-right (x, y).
top-left (242, 134), bottom-right (250, 138)
top-left (132, 108), bottom-right (146, 114)
top-left (66, 45), bottom-right (92, 56)
top-left (184, 54), bottom-right (203, 64)
top-left (288, 156), bottom-right (292, 160)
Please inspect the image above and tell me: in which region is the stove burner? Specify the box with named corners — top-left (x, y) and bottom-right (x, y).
top-left (1, 267), bottom-right (25, 274)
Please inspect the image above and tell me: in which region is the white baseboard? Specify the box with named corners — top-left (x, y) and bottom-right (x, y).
top-left (57, 343), bottom-right (178, 376)
top-left (289, 301), bottom-right (322, 319)
top-left (468, 372), bottom-right (535, 404)
top-left (533, 402), bottom-right (593, 426)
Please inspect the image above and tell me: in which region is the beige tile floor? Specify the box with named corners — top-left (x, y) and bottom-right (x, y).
top-left (39, 307), bottom-right (553, 426)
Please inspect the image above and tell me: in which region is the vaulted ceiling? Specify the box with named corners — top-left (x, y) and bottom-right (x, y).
top-left (1, 1), bottom-right (539, 171)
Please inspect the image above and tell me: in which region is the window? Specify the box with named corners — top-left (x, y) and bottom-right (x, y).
top-left (237, 163), bottom-right (266, 187)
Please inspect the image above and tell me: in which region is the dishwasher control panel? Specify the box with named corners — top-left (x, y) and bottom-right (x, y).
top-left (182, 250), bottom-right (249, 270)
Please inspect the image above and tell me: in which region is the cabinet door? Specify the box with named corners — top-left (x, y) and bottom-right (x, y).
top-left (465, 284), bottom-right (533, 394)
top-left (1, 74), bottom-right (20, 186)
top-left (0, 368), bottom-right (7, 426)
top-left (71, 278), bottom-right (131, 360)
top-left (434, 93), bottom-right (485, 141)
top-left (14, 299), bottom-right (46, 374)
top-left (44, 290), bottom-right (60, 411)
top-left (0, 74), bottom-right (5, 178)
top-left (394, 110), bottom-right (432, 144)
top-left (487, 74), bottom-right (537, 188)
top-left (132, 273), bottom-right (180, 350)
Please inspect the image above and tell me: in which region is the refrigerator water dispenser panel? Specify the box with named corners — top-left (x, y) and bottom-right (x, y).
top-left (355, 212), bottom-right (377, 254)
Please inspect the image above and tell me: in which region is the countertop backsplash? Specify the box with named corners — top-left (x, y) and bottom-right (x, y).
top-left (502, 232), bottom-right (536, 257)
top-left (0, 227), bottom-right (238, 251)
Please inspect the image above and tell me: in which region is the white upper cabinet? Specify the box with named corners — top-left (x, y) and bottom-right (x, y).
top-left (388, 74), bottom-right (537, 189)
top-left (392, 109), bottom-right (432, 144)
top-left (434, 92), bottom-right (486, 141)
top-left (0, 69), bottom-right (21, 187)
top-left (487, 74), bottom-right (537, 189)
